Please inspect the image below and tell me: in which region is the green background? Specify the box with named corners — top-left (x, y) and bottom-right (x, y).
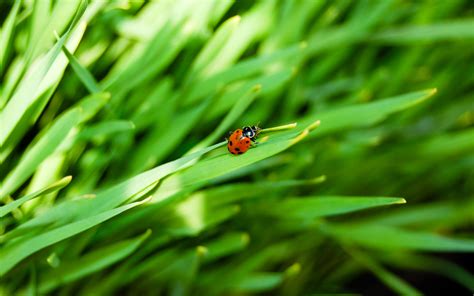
top-left (0, 0), bottom-right (473, 294)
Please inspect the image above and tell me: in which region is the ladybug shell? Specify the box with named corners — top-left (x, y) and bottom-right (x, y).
top-left (227, 129), bottom-right (251, 155)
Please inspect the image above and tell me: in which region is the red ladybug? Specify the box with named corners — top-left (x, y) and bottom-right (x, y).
top-left (227, 125), bottom-right (261, 155)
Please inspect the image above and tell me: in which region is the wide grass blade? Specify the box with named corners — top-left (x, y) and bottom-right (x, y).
top-left (12, 142), bottom-right (225, 233)
top-left (0, 198), bottom-right (150, 276)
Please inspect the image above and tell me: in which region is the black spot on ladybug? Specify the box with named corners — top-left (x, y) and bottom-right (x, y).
top-left (246, 140), bottom-right (250, 144)
top-left (238, 151), bottom-right (243, 154)
top-left (235, 147), bottom-right (240, 152)
top-left (229, 141), bottom-right (233, 146)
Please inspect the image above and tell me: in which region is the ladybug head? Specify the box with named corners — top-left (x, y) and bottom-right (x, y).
top-left (242, 125), bottom-right (261, 139)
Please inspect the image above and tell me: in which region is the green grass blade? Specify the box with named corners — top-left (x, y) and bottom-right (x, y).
top-left (381, 253), bottom-right (474, 291)
top-left (370, 19), bottom-right (474, 44)
top-left (0, 0), bottom-right (21, 75)
top-left (184, 43), bottom-right (304, 105)
top-left (0, 108), bottom-right (81, 200)
top-left (190, 15), bottom-right (241, 78)
top-left (0, 8), bottom-right (87, 148)
top-left (229, 272), bottom-right (284, 292)
top-left (358, 201), bottom-right (474, 228)
top-left (25, 0), bottom-right (51, 63)
top-left (202, 232), bottom-right (249, 263)
top-left (77, 120), bottom-right (135, 141)
top-left (417, 128), bottom-right (474, 159)
top-left (13, 142), bottom-right (224, 232)
top-left (267, 196), bottom-right (406, 220)
top-left (0, 176), bottom-right (71, 217)
top-left (193, 177), bottom-right (325, 208)
top-left (347, 248), bottom-right (422, 295)
top-left (129, 99), bottom-right (210, 171)
top-left (61, 44), bottom-right (101, 93)
top-left (304, 89), bottom-right (437, 138)
top-left (325, 223), bottom-right (474, 252)
top-left (37, 230), bottom-right (151, 294)
top-left (0, 198), bottom-right (149, 276)
top-left (0, 34), bottom-right (68, 146)
top-left (74, 92), bottom-right (111, 123)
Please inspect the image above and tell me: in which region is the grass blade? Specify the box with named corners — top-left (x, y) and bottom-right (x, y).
top-left (0, 176), bottom-right (71, 217)
top-left (304, 89), bottom-right (437, 139)
top-left (370, 19), bottom-right (474, 44)
top-left (267, 196), bottom-right (406, 220)
top-left (37, 230), bottom-right (151, 294)
top-left (12, 142), bottom-right (224, 232)
top-left (61, 44), bottom-right (101, 93)
top-left (325, 223), bottom-right (474, 252)
top-left (0, 198), bottom-right (150, 276)
top-left (347, 248), bottom-right (422, 295)
top-left (0, 108), bottom-right (81, 200)
top-left (0, 0), bottom-right (21, 75)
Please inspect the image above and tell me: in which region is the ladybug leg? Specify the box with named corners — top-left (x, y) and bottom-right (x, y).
top-left (225, 131), bottom-right (232, 141)
top-left (250, 138), bottom-right (259, 146)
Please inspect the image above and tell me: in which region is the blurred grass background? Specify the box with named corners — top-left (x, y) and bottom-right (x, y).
top-left (0, 0), bottom-right (473, 295)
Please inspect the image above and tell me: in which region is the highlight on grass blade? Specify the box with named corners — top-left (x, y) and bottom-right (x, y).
top-left (260, 122), bottom-right (297, 133)
top-left (0, 176), bottom-right (72, 218)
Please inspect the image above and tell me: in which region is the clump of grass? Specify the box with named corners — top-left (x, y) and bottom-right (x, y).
top-left (1, 1), bottom-right (473, 295)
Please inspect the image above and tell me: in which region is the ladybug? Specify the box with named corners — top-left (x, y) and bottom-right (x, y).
top-left (227, 125), bottom-right (261, 155)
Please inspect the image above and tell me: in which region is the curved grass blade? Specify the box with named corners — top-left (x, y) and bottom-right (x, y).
top-left (0, 176), bottom-right (71, 217)
top-left (0, 198), bottom-right (150, 276)
top-left (13, 142), bottom-right (224, 233)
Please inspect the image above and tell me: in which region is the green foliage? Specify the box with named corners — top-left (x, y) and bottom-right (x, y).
top-left (1, 0), bottom-right (473, 295)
